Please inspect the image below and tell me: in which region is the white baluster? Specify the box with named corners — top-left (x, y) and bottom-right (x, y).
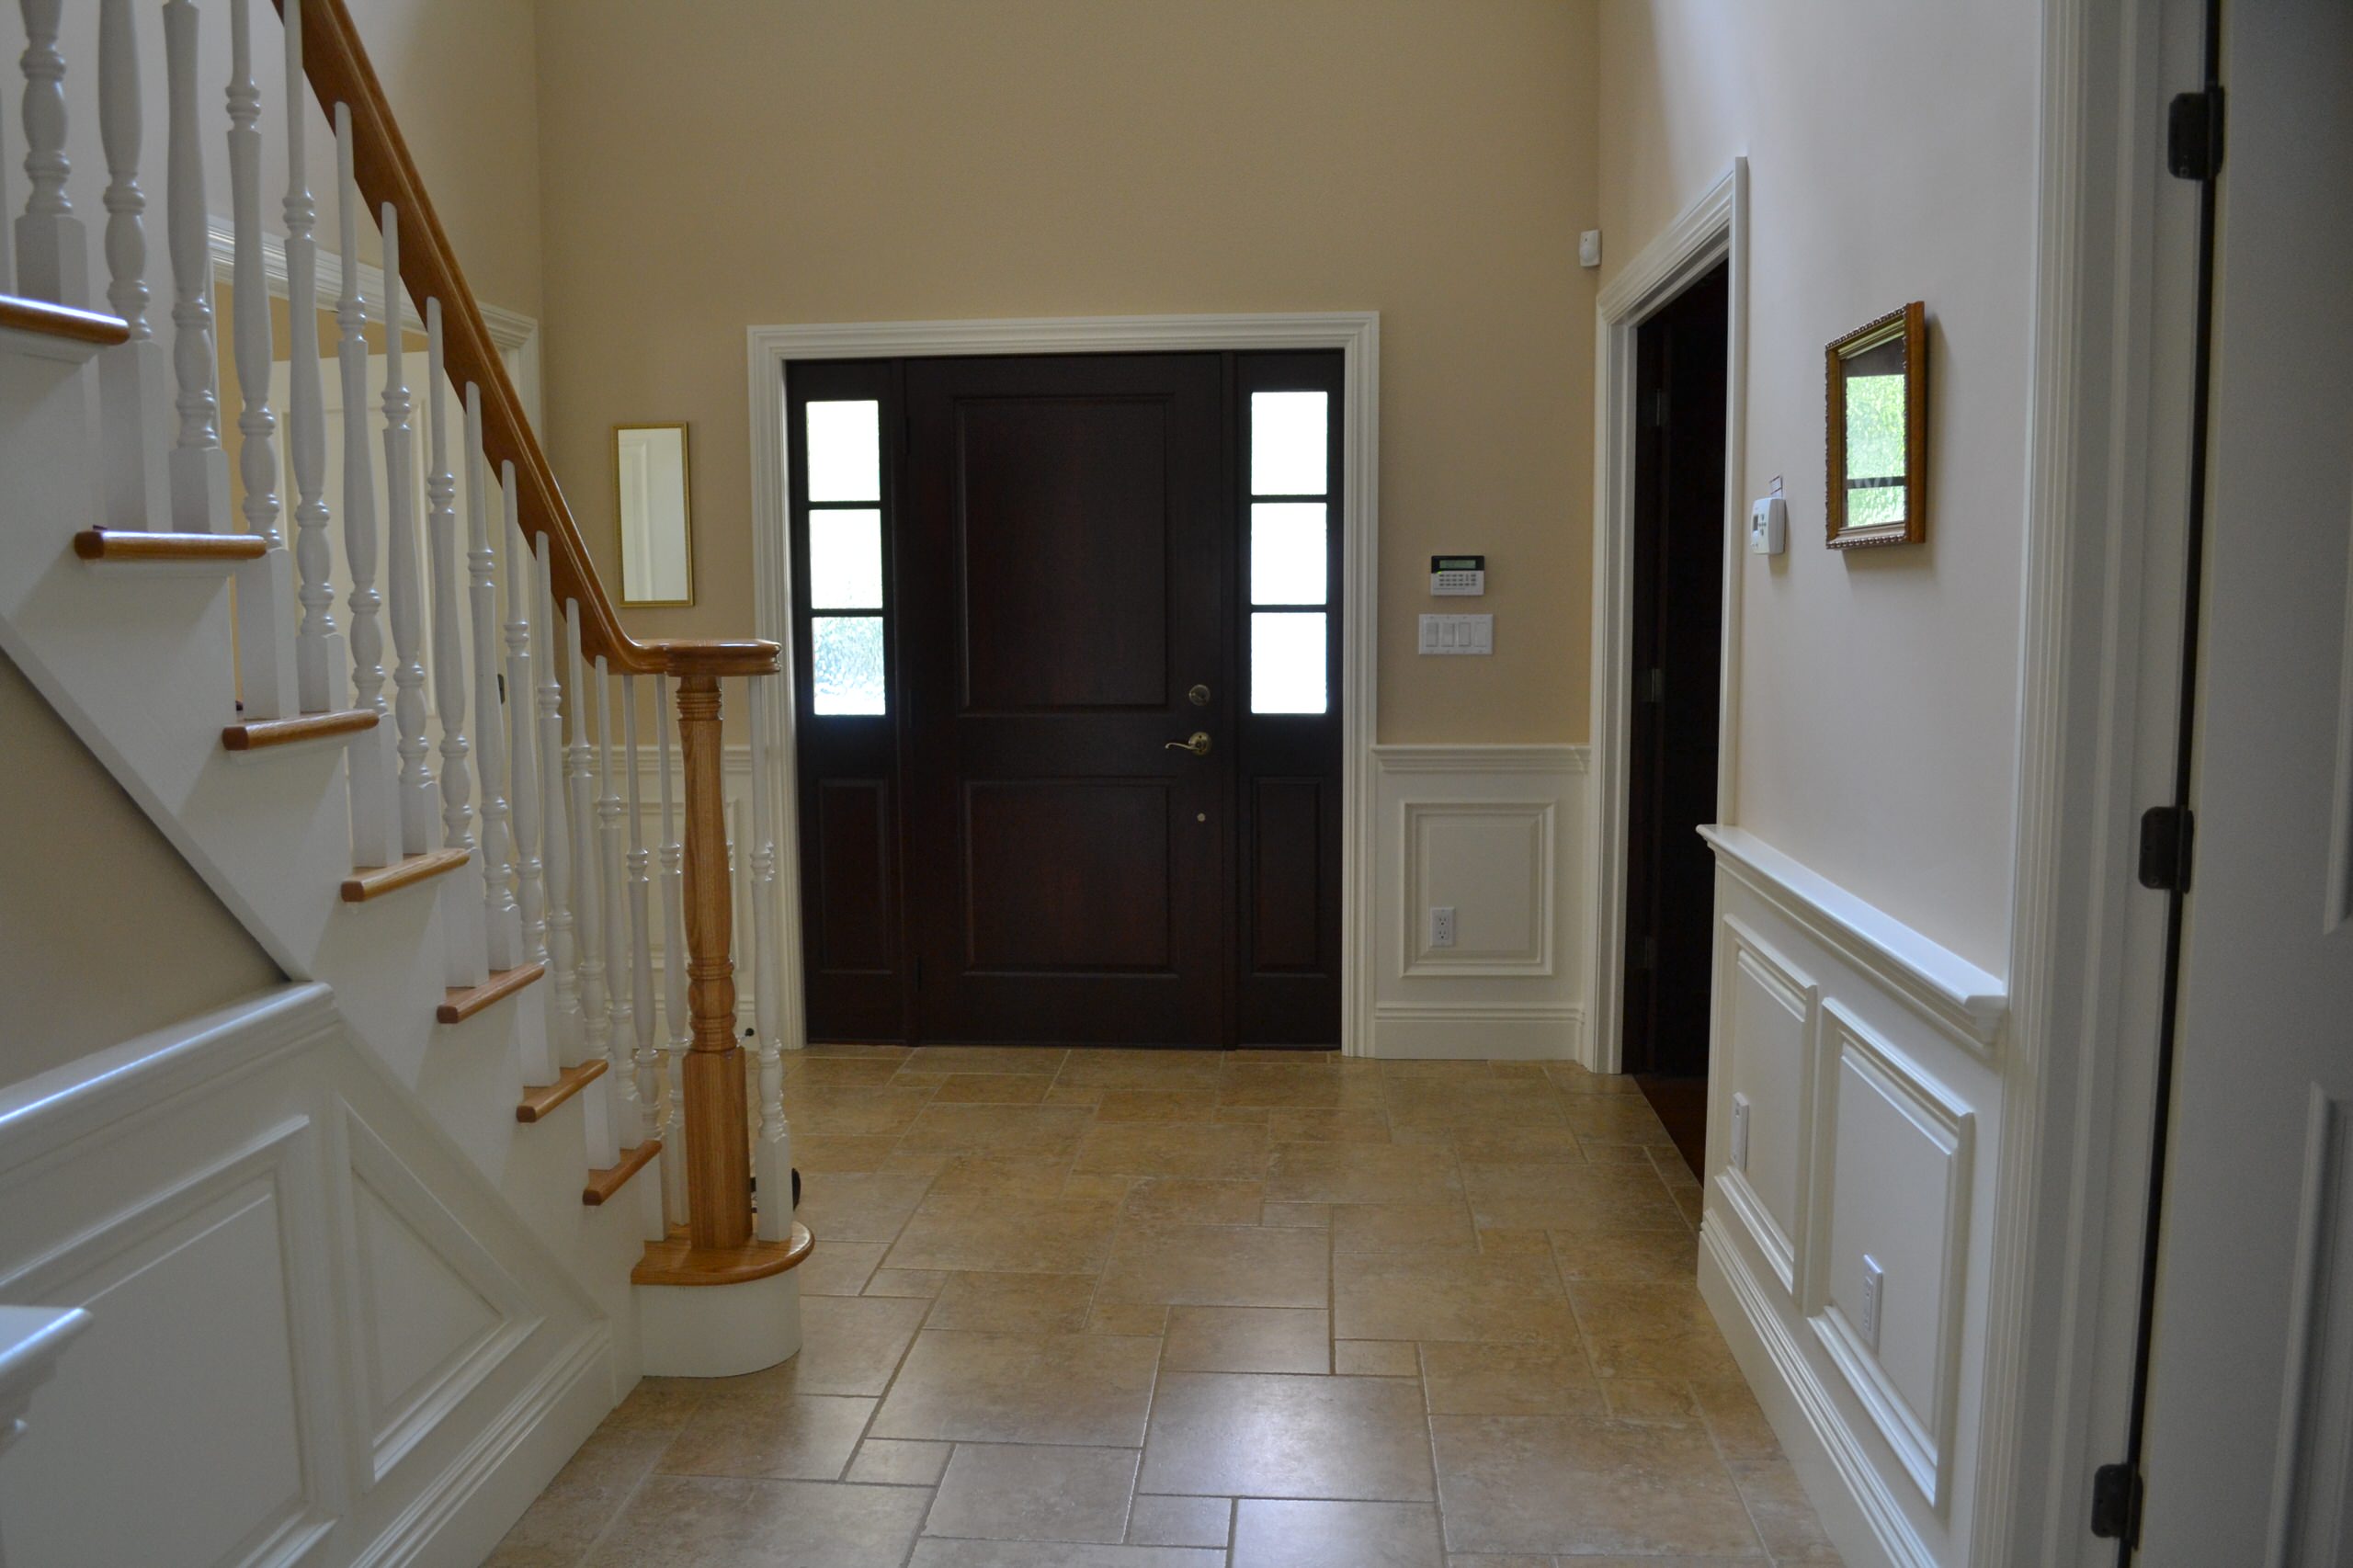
top-left (228, 0), bottom-right (295, 718)
top-left (282, 0), bottom-right (336, 711)
top-left (749, 683), bottom-right (792, 1239)
top-left (656, 673), bottom-right (690, 1231)
top-left (569, 607), bottom-right (615, 1165)
top-left (162, 0), bottom-right (226, 533)
top-left (381, 206), bottom-right (433, 855)
top-left (466, 384), bottom-right (520, 972)
top-left (624, 676), bottom-right (664, 1238)
top-left (426, 301), bottom-right (486, 988)
top-left (96, 0), bottom-right (171, 531)
top-left (15, 0), bottom-right (88, 305)
top-left (506, 470), bottom-right (545, 976)
top-left (597, 656), bottom-right (642, 1142)
top-left (538, 555), bottom-right (581, 1067)
top-left (336, 112), bottom-right (391, 868)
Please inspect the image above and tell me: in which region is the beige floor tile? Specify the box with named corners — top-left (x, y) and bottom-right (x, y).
top-left (1266, 1108), bottom-right (1394, 1142)
top-left (1074, 1120), bottom-right (1269, 1179)
top-left (1098, 1221), bottom-right (1329, 1308)
top-left (1542, 1061), bottom-right (1644, 1096)
top-left (483, 1427), bottom-right (669, 1567)
top-left (1579, 1142), bottom-right (1658, 1165)
top-left (795, 1057), bottom-right (910, 1089)
top-left (1063, 1172), bottom-right (1138, 1201)
top-left (601, 1375), bottom-right (707, 1433)
top-left (1333, 1249), bottom-right (1572, 1345)
top-left (907, 1045), bottom-right (1070, 1074)
top-left (1259, 1200), bottom-right (1331, 1228)
top-left (867, 1267), bottom-right (949, 1298)
top-left (1728, 1459), bottom-right (1845, 1562)
top-left (1332, 1199), bottom-right (1478, 1255)
top-left (806, 1040), bottom-right (915, 1059)
top-left (797, 1240), bottom-right (890, 1297)
top-left (1232, 1498), bottom-right (1446, 1568)
top-left (1093, 1088), bottom-right (1222, 1122)
top-left (908, 1542), bottom-right (1223, 1567)
top-left (871, 1330), bottom-right (1162, 1446)
top-left (1549, 1227), bottom-right (1699, 1282)
top-left (924, 1442), bottom-right (1141, 1544)
top-left (846, 1437), bottom-right (953, 1486)
top-left (1089, 1301), bottom-right (1171, 1335)
top-left (1122, 1176), bottom-right (1266, 1225)
top-left (1438, 1555), bottom-right (1556, 1568)
top-left (1163, 1305), bottom-right (1330, 1373)
top-left (1266, 1142), bottom-right (1461, 1205)
top-left (1560, 1096), bottom-right (1678, 1146)
top-left (1568, 1280), bottom-right (1742, 1380)
top-left (1429, 1415), bottom-right (1760, 1557)
top-left (926, 1271), bottom-right (1100, 1335)
top-left (1599, 1378), bottom-right (1699, 1420)
top-left (885, 1191), bottom-right (1122, 1275)
top-left (925, 1153), bottom-right (1078, 1198)
top-left (1129, 1494), bottom-right (1233, 1548)
top-left (1691, 1377), bottom-right (1781, 1460)
top-left (1380, 1059), bottom-right (1496, 1081)
top-left (771, 1294), bottom-right (930, 1397)
top-left (1042, 1082), bottom-right (1110, 1107)
top-left (659, 1392), bottom-right (875, 1482)
top-left (1140, 1371), bottom-right (1436, 1500)
top-left (934, 1073), bottom-right (1053, 1104)
top-left (898, 1104), bottom-right (1098, 1156)
top-left (582, 1475), bottom-right (929, 1568)
top-left (794, 1134), bottom-right (907, 1172)
top-left (1335, 1339), bottom-right (1420, 1377)
top-left (1052, 1049), bottom-right (1227, 1089)
top-left (1459, 1162), bottom-right (1685, 1232)
top-left (1221, 1063), bottom-right (1383, 1108)
top-left (1386, 1081), bottom-right (1568, 1131)
top-left (794, 1085), bottom-right (938, 1138)
top-left (1420, 1341), bottom-right (1602, 1415)
top-left (1448, 1124), bottom-right (1585, 1164)
top-left (796, 1171), bottom-right (935, 1243)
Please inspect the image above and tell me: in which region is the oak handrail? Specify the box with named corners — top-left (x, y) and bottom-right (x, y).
top-left (273, 0), bottom-right (775, 682)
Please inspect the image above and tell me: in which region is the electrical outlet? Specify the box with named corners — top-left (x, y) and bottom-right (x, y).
top-left (1731, 1094), bottom-right (1752, 1171)
top-left (1429, 906), bottom-right (1457, 949)
top-left (1859, 1256), bottom-right (1886, 1351)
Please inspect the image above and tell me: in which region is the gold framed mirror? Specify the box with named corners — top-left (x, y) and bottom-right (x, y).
top-left (1824, 302), bottom-right (1927, 549)
top-left (615, 423), bottom-right (695, 605)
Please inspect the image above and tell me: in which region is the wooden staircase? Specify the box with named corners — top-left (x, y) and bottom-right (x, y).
top-left (0, 0), bottom-right (805, 1438)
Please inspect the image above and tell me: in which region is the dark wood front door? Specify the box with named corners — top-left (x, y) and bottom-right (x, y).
top-left (789, 350), bottom-right (1344, 1048)
top-left (902, 354), bottom-right (1228, 1043)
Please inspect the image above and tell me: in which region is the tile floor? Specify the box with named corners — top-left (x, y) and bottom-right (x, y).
top-left (489, 1046), bottom-right (1843, 1568)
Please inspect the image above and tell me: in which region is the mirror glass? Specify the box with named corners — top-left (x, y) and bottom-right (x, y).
top-left (617, 425), bottom-right (693, 605)
top-left (1838, 328), bottom-right (1909, 530)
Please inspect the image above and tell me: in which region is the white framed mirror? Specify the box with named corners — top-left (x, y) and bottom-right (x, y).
top-left (615, 423), bottom-right (695, 605)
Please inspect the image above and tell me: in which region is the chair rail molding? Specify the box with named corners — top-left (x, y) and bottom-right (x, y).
top-left (1588, 157), bottom-right (1749, 1076)
top-left (746, 312), bottom-right (1381, 1051)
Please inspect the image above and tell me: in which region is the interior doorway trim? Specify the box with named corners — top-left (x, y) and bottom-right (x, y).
top-left (745, 313), bottom-right (1382, 1053)
top-left (1587, 160), bottom-right (1749, 1074)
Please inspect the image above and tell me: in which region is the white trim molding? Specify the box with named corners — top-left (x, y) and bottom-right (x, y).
top-left (206, 217), bottom-right (543, 426)
top-left (745, 312), bottom-right (1381, 1051)
top-left (1588, 158), bottom-right (1749, 1074)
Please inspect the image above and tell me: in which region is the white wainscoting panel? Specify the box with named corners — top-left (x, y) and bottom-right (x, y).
top-left (1694, 825), bottom-right (2007, 1568)
top-left (1370, 744), bottom-right (1586, 1059)
top-left (0, 985), bottom-right (613, 1568)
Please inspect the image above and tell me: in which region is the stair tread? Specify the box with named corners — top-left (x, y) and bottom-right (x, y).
top-left (438, 962), bottom-right (546, 1025)
top-left (631, 1221), bottom-right (814, 1286)
top-left (222, 709), bottom-right (377, 752)
top-left (0, 294), bottom-right (130, 347)
top-left (340, 848), bottom-right (472, 903)
top-left (583, 1140), bottom-right (663, 1207)
top-left (516, 1058), bottom-right (608, 1123)
top-left (73, 528), bottom-right (267, 564)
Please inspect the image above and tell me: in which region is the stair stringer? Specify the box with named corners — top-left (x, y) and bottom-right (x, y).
top-left (0, 329), bottom-right (649, 1392)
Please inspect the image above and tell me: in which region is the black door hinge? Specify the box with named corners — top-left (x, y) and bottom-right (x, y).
top-left (2166, 86), bottom-right (2225, 181)
top-left (2090, 1461), bottom-right (2143, 1542)
top-left (2137, 804), bottom-right (2196, 892)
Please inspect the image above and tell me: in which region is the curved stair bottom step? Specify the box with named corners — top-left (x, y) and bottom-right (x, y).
top-left (632, 1222), bottom-right (813, 1380)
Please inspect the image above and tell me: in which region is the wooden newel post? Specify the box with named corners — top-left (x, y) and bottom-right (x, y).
top-left (675, 672), bottom-right (754, 1251)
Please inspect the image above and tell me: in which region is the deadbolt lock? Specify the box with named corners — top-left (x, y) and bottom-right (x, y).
top-left (1188, 683), bottom-right (1211, 707)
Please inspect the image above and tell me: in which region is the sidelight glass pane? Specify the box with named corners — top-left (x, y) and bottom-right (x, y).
top-left (805, 400), bottom-right (881, 503)
top-left (1250, 391), bottom-right (1328, 496)
top-left (809, 507), bottom-right (883, 608)
top-left (812, 616), bottom-right (886, 714)
top-left (1250, 502), bottom-right (1326, 606)
top-left (1251, 610), bottom-right (1327, 714)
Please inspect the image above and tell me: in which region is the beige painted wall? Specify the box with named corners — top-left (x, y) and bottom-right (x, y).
top-left (0, 653), bottom-right (281, 1085)
top-left (533, 0), bottom-right (1599, 744)
top-left (1598, 0), bottom-right (2037, 972)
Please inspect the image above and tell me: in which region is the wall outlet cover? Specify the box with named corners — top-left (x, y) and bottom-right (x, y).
top-left (1860, 1255), bottom-right (1886, 1351)
top-left (1429, 906), bottom-right (1457, 949)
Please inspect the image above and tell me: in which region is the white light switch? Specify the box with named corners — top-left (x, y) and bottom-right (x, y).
top-left (1859, 1256), bottom-right (1886, 1351)
top-left (1731, 1093), bottom-right (1752, 1172)
top-left (1419, 614), bottom-right (1493, 655)
top-left (1578, 229), bottom-right (1603, 268)
top-left (1429, 906), bottom-right (1457, 949)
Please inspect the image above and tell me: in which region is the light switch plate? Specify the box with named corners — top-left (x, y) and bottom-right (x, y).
top-left (1860, 1255), bottom-right (1886, 1351)
top-left (1731, 1093), bottom-right (1752, 1172)
top-left (1578, 229), bottom-right (1602, 268)
top-left (1418, 614), bottom-right (1493, 655)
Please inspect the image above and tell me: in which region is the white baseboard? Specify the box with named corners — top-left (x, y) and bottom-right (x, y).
top-left (1699, 1215), bottom-right (1930, 1568)
top-left (1367, 1003), bottom-right (1582, 1060)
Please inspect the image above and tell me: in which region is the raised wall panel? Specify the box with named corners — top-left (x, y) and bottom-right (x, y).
top-left (962, 779), bottom-right (1171, 971)
top-left (1811, 1001), bottom-right (1974, 1508)
top-left (816, 778), bottom-right (894, 973)
top-left (2268, 1085), bottom-right (2353, 1561)
top-left (1252, 776), bottom-right (1323, 972)
top-left (1401, 800), bottom-right (1553, 976)
top-left (1717, 916), bottom-right (1816, 1295)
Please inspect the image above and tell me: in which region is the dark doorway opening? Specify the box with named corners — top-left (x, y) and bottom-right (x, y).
top-left (787, 351), bottom-right (1346, 1049)
top-left (1620, 261), bottom-right (1730, 1175)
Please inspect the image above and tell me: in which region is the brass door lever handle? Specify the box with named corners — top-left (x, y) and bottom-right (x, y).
top-left (1165, 731), bottom-right (1212, 756)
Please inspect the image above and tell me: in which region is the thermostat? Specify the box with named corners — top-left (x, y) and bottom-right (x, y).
top-left (1430, 554), bottom-right (1486, 596)
top-left (1748, 497), bottom-right (1788, 557)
